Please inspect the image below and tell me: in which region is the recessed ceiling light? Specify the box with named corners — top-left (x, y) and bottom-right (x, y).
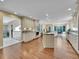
top-left (46, 13), bottom-right (48, 17)
top-left (29, 16), bottom-right (32, 18)
top-left (14, 12), bottom-right (17, 14)
top-left (68, 8), bottom-right (72, 11)
top-left (0, 0), bottom-right (4, 2)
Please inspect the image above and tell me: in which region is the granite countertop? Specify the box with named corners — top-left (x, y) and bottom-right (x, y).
top-left (43, 32), bottom-right (54, 35)
top-left (22, 30), bottom-right (35, 33)
top-left (69, 31), bottom-right (78, 36)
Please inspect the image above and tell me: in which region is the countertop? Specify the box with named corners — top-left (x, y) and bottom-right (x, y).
top-left (43, 32), bottom-right (55, 35)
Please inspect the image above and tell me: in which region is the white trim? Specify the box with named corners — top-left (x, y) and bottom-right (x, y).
top-left (3, 41), bottom-right (22, 48)
top-left (0, 40), bottom-right (23, 49)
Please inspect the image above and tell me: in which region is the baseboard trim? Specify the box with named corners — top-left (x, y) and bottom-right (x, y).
top-left (0, 40), bottom-right (23, 49)
top-left (22, 36), bottom-right (41, 43)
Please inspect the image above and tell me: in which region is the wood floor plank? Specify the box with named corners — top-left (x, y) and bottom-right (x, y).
top-left (0, 37), bottom-right (79, 59)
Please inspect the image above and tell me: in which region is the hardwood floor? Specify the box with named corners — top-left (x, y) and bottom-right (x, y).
top-left (0, 36), bottom-right (79, 59)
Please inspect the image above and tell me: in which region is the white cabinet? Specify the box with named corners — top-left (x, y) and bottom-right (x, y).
top-left (23, 31), bottom-right (35, 42)
top-left (43, 34), bottom-right (54, 48)
top-left (67, 32), bottom-right (79, 54)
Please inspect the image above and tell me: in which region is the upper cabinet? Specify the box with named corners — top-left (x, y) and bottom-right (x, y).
top-left (21, 17), bottom-right (39, 31)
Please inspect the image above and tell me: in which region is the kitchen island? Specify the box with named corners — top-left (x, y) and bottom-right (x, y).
top-left (42, 33), bottom-right (54, 48)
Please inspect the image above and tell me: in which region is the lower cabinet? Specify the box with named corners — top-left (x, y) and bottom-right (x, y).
top-left (67, 32), bottom-right (79, 54)
top-left (23, 31), bottom-right (35, 42)
top-left (43, 34), bottom-right (54, 48)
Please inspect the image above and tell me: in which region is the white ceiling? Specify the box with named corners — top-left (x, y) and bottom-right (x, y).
top-left (0, 0), bottom-right (77, 21)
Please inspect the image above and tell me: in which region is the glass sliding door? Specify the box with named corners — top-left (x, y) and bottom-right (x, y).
top-left (54, 26), bottom-right (66, 33)
top-left (3, 25), bottom-right (9, 38)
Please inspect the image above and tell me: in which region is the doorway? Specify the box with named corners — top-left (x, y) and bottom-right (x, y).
top-left (3, 16), bottom-right (22, 48)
